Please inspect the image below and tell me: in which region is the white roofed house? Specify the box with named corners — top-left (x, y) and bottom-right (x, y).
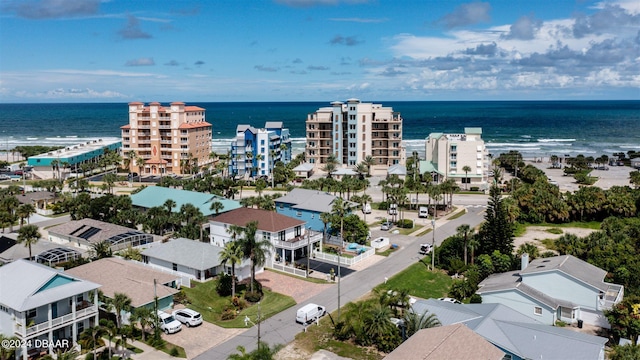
top-left (140, 238), bottom-right (252, 282)
top-left (209, 207), bottom-right (323, 278)
top-left (0, 260), bottom-right (100, 360)
top-left (477, 254), bottom-right (624, 328)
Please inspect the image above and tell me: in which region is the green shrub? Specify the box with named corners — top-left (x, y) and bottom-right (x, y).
top-left (169, 347), bottom-right (179, 357)
top-left (396, 219), bottom-right (413, 228)
top-left (377, 201), bottom-right (389, 210)
top-left (470, 294), bottom-right (482, 303)
top-left (470, 186), bottom-right (480, 192)
top-left (232, 296), bottom-right (248, 310)
top-left (555, 320), bottom-right (567, 327)
top-left (244, 291), bottom-right (262, 303)
top-left (545, 228), bottom-right (563, 235)
top-left (216, 274), bottom-right (233, 297)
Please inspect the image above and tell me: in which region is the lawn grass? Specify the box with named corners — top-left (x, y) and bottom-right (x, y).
top-left (294, 314), bottom-right (383, 360)
top-left (182, 278), bottom-right (296, 328)
top-left (290, 259), bottom-right (453, 359)
top-left (266, 268), bottom-right (330, 284)
top-left (374, 259), bottom-right (453, 300)
top-left (376, 247), bottom-right (398, 257)
top-left (396, 224), bottom-right (423, 235)
top-left (446, 208), bottom-right (465, 220)
top-left (521, 221), bottom-right (602, 230)
top-left (414, 228), bottom-right (433, 237)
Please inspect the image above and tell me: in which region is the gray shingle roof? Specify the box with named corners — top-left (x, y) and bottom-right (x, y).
top-left (522, 255), bottom-right (615, 292)
top-left (47, 218), bottom-right (146, 245)
top-left (65, 257), bottom-right (179, 308)
top-left (0, 259), bottom-right (100, 311)
top-left (265, 121), bottom-right (283, 129)
top-left (142, 238), bottom-right (249, 270)
top-left (477, 270), bottom-right (575, 309)
top-left (275, 188), bottom-right (338, 213)
top-left (411, 299), bottom-right (607, 360)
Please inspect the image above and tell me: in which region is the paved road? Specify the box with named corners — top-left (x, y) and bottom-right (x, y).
top-left (195, 206), bottom-right (485, 359)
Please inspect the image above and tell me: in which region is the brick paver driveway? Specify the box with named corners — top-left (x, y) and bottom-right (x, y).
top-left (256, 270), bottom-right (332, 304)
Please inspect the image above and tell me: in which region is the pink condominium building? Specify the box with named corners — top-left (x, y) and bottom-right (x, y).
top-left (121, 102), bottom-right (212, 175)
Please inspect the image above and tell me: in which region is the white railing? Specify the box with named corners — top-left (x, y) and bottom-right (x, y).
top-left (267, 260), bottom-right (308, 278)
top-left (21, 305), bottom-right (97, 337)
top-left (313, 248), bottom-right (375, 267)
top-left (272, 233), bottom-right (323, 250)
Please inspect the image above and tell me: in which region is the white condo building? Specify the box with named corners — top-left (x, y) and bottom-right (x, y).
top-left (305, 99), bottom-right (404, 173)
top-left (425, 127), bottom-right (489, 189)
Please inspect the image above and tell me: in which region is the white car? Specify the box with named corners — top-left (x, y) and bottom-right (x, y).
top-left (438, 297), bottom-right (461, 304)
top-left (172, 308), bottom-right (203, 327)
top-left (419, 243), bottom-right (433, 255)
top-left (381, 221), bottom-right (393, 231)
top-left (157, 311), bottom-right (182, 334)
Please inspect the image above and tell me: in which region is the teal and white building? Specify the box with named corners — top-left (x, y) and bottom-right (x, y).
top-left (27, 138), bottom-right (121, 179)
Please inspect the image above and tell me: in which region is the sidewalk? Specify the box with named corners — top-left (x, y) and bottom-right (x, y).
top-left (128, 340), bottom-right (174, 360)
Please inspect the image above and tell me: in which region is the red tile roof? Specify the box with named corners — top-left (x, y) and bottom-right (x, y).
top-left (120, 124), bottom-right (131, 129)
top-left (178, 121), bottom-right (212, 129)
top-left (212, 207), bottom-right (304, 232)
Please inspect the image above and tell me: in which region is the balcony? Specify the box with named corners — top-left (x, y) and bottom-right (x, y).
top-left (16, 305), bottom-right (98, 338)
top-left (272, 232), bottom-right (323, 250)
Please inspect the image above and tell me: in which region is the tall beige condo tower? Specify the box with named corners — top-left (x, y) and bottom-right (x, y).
top-left (121, 102), bottom-right (212, 175)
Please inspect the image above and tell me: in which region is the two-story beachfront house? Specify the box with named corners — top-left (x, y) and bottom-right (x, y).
top-left (274, 188), bottom-right (342, 232)
top-left (228, 122), bottom-right (292, 179)
top-left (209, 207), bottom-right (322, 276)
top-left (0, 260), bottom-right (100, 360)
top-left (477, 254), bottom-right (624, 328)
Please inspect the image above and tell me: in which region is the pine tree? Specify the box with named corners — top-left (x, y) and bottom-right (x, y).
top-left (478, 185), bottom-right (514, 255)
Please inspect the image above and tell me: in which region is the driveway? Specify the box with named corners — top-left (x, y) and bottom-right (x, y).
top-left (256, 270), bottom-right (332, 304)
top-left (164, 308), bottom-right (243, 359)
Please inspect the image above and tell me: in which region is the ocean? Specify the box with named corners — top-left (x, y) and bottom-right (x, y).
top-left (0, 100), bottom-right (638, 160)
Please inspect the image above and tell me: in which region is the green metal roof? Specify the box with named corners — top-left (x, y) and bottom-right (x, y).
top-left (464, 127), bottom-right (482, 134)
top-left (130, 186), bottom-right (241, 217)
top-left (419, 161), bottom-right (445, 175)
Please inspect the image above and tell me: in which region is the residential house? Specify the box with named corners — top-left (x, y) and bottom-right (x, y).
top-left (228, 122), bottom-right (292, 179)
top-left (65, 257), bottom-right (180, 321)
top-left (209, 207), bottom-right (322, 272)
top-left (477, 254), bottom-right (624, 328)
top-left (130, 186), bottom-right (241, 217)
top-left (0, 260), bottom-right (100, 360)
top-left (121, 102), bottom-right (212, 175)
top-left (47, 218), bottom-right (153, 252)
top-left (411, 299), bottom-right (608, 360)
top-left (274, 188), bottom-right (342, 232)
top-left (425, 127), bottom-right (489, 188)
top-left (305, 99), bottom-right (404, 174)
top-left (291, 163), bottom-right (315, 180)
top-left (140, 238), bottom-right (252, 282)
top-left (16, 191), bottom-right (59, 215)
top-left (385, 323), bottom-right (504, 360)
top-left (0, 234), bottom-right (76, 265)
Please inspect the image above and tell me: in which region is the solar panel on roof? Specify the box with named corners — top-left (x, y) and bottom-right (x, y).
top-left (77, 226), bottom-right (101, 240)
top-left (69, 225), bottom-right (87, 236)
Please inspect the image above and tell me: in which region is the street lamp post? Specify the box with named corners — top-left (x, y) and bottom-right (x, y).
top-left (431, 217), bottom-right (436, 271)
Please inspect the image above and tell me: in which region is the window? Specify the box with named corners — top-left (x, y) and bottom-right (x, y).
top-left (534, 307), bottom-right (542, 315)
top-left (262, 231), bottom-right (269, 241)
top-left (295, 226), bottom-right (301, 237)
top-left (279, 231), bottom-right (286, 241)
top-left (173, 263), bottom-right (178, 271)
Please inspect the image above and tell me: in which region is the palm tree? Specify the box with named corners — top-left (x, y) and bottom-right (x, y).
top-left (79, 325), bottom-right (105, 360)
top-left (362, 304), bottom-right (395, 345)
top-left (17, 224), bottom-right (40, 260)
top-left (364, 155), bottom-right (375, 177)
top-left (462, 165), bottom-right (472, 190)
top-left (41, 348), bottom-right (80, 360)
top-left (90, 240), bottom-right (112, 260)
top-left (238, 221), bottom-right (272, 294)
top-left (402, 310), bottom-right (441, 339)
top-left (468, 236), bottom-right (480, 265)
top-left (331, 198), bottom-right (351, 246)
top-left (269, 149), bottom-right (277, 188)
top-left (111, 292), bottom-right (132, 329)
top-left (0, 334), bottom-right (18, 360)
top-left (456, 224), bottom-right (472, 265)
top-left (319, 212), bottom-right (331, 244)
top-left (228, 342), bottom-right (283, 360)
top-left (15, 203), bottom-right (35, 228)
top-left (130, 307), bottom-right (153, 342)
top-left (210, 200), bottom-right (224, 215)
top-left (98, 318), bottom-right (117, 358)
top-left (219, 241), bottom-right (244, 298)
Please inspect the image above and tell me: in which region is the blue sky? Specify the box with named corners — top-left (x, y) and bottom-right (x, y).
top-left (1, 0), bottom-right (639, 102)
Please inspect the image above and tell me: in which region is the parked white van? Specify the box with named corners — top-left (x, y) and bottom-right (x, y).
top-left (362, 203), bottom-right (372, 214)
top-left (157, 311), bottom-right (182, 334)
top-left (296, 303), bottom-right (326, 324)
top-left (418, 206), bottom-right (429, 218)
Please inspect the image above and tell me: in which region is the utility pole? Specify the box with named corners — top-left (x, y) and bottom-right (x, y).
top-left (306, 231), bottom-right (310, 278)
top-left (244, 302), bottom-right (262, 348)
top-left (337, 249), bottom-right (341, 321)
top-left (431, 217), bottom-right (436, 271)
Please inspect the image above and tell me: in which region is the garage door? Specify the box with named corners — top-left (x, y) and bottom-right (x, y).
top-left (580, 308), bottom-right (610, 329)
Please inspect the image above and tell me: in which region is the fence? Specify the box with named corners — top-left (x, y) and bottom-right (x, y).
top-left (128, 259), bottom-right (192, 288)
top-left (267, 259), bottom-right (308, 278)
top-left (313, 247), bottom-right (375, 267)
